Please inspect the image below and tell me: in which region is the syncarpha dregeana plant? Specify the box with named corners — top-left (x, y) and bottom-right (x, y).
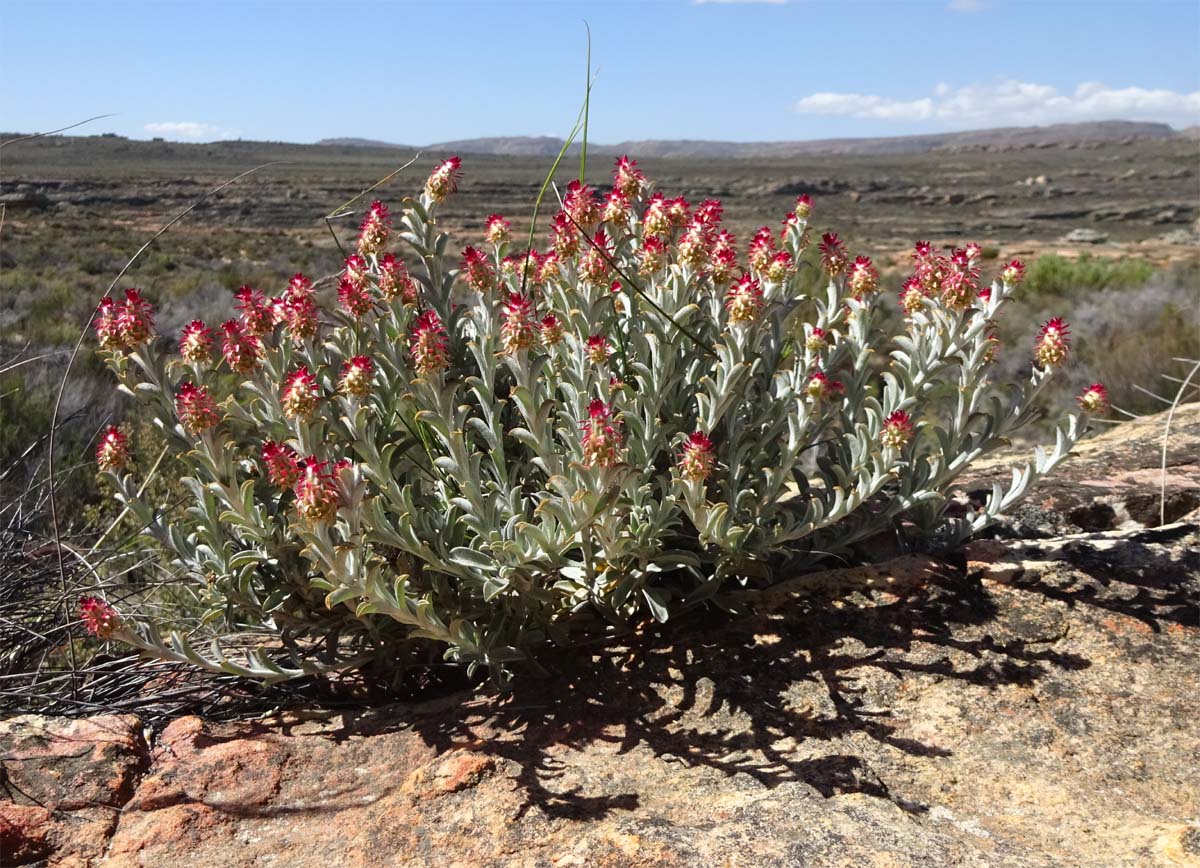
top-left (85, 156), bottom-right (1107, 682)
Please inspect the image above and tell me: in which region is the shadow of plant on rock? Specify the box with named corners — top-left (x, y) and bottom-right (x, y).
top-left (338, 557), bottom-right (1108, 823)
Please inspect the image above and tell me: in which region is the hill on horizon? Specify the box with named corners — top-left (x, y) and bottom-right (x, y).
top-left (318, 120), bottom-right (1181, 158)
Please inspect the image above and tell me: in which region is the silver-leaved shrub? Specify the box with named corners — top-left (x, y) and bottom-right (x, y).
top-left (83, 156), bottom-right (1108, 682)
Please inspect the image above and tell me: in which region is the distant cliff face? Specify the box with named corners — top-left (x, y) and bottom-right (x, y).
top-left (317, 120), bottom-right (1182, 158)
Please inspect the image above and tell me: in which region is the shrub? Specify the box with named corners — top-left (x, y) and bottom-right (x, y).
top-left (1021, 252), bottom-right (1156, 299)
top-left (84, 158), bottom-right (1102, 683)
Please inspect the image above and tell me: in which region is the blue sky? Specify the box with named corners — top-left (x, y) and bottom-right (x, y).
top-left (2, 0), bottom-right (1198, 144)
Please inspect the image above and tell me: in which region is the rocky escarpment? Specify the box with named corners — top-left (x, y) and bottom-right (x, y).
top-left (2, 406), bottom-right (1198, 868)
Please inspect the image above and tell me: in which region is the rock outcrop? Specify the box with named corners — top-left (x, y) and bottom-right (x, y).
top-left (3, 406), bottom-right (1198, 868)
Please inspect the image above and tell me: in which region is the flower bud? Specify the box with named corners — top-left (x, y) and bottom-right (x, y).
top-left (880, 410), bottom-right (914, 450)
top-left (261, 441), bottom-right (301, 489)
top-left (1034, 317), bottom-right (1070, 369)
top-left (339, 355), bottom-right (374, 398)
top-left (540, 314), bottom-right (565, 347)
top-left (80, 597), bottom-right (121, 639)
top-left (116, 288), bottom-right (155, 346)
top-left (281, 367), bottom-right (320, 420)
top-left (585, 334), bottom-right (612, 365)
top-left (679, 432), bottom-right (716, 481)
top-left (96, 426), bottom-right (129, 472)
top-left (221, 319), bottom-right (261, 373)
top-left (485, 214), bottom-right (511, 246)
top-left (175, 382), bottom-right (221, 434)
top-left (725, 275), bottom-right (763, 325)
top-left (294, 456), bottom-right (341, 524)
top-left (179, 320), bottom-right (213, 364)
top-left (1077, 383), bottom-right (1109, 414)
top-left (500, 293), bottom-right (538, 354)
top-left (410, 310), bottom-right (450, 376)
top-left (357, 200), bottom-right (391, 257)
top-left (425, 156), bottom-right (462, 204)
top-left (580, 399), bottom-right (622, 469)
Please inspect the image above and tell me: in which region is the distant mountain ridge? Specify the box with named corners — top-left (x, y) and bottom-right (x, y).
top-left (318, 120), bottom-right (1181, 159)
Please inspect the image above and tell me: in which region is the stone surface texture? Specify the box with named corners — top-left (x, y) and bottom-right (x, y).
top-left (3, 405), bottom-right (1198, 867)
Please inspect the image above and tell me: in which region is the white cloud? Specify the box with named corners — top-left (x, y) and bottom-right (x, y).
top-left (143, 121), bottom-right (236, 141)
top-left (948, 0), bottom-right (985, 11)
top-left (793, 80), bottom-right (1200, 127)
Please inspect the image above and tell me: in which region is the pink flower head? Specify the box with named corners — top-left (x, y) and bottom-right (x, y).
top-left (116, 288), bottom-right (155, 346)
top-left (899, 276), bottom-right (928, 315)
top-left (747, 227), bottom-right (776, 273)
top-left (677, 225), bottom-right (711, 271)
top-left (235, 285), bottom-right (273, 337)
top-left (343, 254), bottom-right (369, 290)
top-left (613, 155), bottom-right (647, 200)
top-left (1034, 317), bottom-right (1070, 369)
top-left (585, 334), bottom-right (612, 365)
top-left (281, 367), bottom-right (320, 419)
top-left (357, 200), bottom-right (391, 257)
top-left (485, 214), bottom-right (511, 246)
top-left (283, 292), bottom-right (319, 343)
top-left (805, 370), bottom-right (845, 403)
top-left (564, 180), bottom-right (601, 231)
top-left (80, 597), bottom-right (121, 639)
top-left (819, 233), bottom-right (848, 277)
top-left (913, 240), bottom-right (934, 260)
top-left (709, 231), bottom-right (738, 284)
top-left (580, 399), bottom-right (622, 469)
top-left (693, 199), bottom-right (724, 227)
top-left (1001, 259), bottom-right (1025, 285)
top-left (805, 326), bottom-right (828, 353)
top-left (603, 190), bottom-right (631, 224)
top-left (964, 243), bottom-right (982, 263)
top-left (847, 255), bottom-right (879, 296)
top-left (425, 156), bottom-right (462, 204)
top-left (94, 295), bottom-right (123, 351)
top-left (261, 440), bottom-right (301, 489)
top-left (666, 196), bottom-right (690, 228)
top-left (410, 309), bottom-right (449, 376)
top-left (880, 410), bottom-right (915, 450)
top-left (337, 277), bottom-right (373, 319)
top-left (179, 320), bottom-right (213, 364)
top-left (642, 193), bottom-right (671, 239)
top-left (294, 456), bottom-right (341, 524)
top-left (221, 319), bottom-right (261, 373)
top-left (460, 246), bottom-right (495, 294)
top-left (578, 230), bottom-right (613, 285)
top-left (538, 251), bottom-right (561, 284)
top-left (545, 210), bottom-right (576, 257)
top-left (378, 254), bottom-right (417, 305)
top-left (540, 313), bottom-right (565, 346)
top-left (1077, 383), bottom-right (1109, 414)
top-left (175, 382), bottom-right (220, 434)
top-left (338, 355), bottom-right (374, 398)
top-left (678, 431), bottom-right (716, 481)
top-left (940, 248), bottom-right (980, 310)
top-left (287, 273), bottom-right (314, 299)
top-left (725, 274), bottom-right (763, 325)
top-left (794, 194), bottom-right (813, 219)
top-left (639, 236), bottom-right (668, 276)
top-left (765, 250), bottom-right (795, 283)
top-left (500, 292), bottom-right (539, 354)
top-left (96, 426), bottom-right (129, 472)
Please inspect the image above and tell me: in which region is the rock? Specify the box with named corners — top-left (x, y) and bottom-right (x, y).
top-left (1160, 228), bottom-right (1197, 244)
top-left (10, 407), bottom-right (1200, 868)
top-left (1063, 228), bottom-right (1109, 243)
top-left (957, 403), bottom-right (1200, 537)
